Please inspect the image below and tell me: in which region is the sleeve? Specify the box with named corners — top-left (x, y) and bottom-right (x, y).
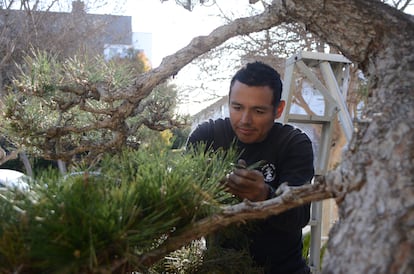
top-left (268, 132), bottom-right (314, 231)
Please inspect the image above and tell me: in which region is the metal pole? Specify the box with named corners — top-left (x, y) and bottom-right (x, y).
top-left (309, 201), bottom-right (323, 274)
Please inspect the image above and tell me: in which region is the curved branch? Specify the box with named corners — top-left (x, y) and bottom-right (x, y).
top-left (113, 5), bottom-right (288, 101)
top-left (132, 160), bottom-right (368, 269)
top-left (135, 172), bottom-right (352, 267)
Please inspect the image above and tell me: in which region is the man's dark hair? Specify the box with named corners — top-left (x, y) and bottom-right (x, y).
top-left (229, 61), bottom-right (283, 108)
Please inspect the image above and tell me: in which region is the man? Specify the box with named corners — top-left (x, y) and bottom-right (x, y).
top-left (187, 61), bottom-right (314, 274)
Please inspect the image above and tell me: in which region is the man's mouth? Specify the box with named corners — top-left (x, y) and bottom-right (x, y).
top-left (237, 127), bottom-right (255, 135)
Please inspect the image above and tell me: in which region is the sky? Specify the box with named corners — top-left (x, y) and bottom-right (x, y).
top-left (124, 0), bottom-right (230, 67)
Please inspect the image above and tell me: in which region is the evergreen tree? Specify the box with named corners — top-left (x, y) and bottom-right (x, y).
top-left (0, 143), bottom-right (247, 273)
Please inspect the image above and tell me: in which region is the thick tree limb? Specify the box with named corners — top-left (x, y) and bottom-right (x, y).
top-left (112, 4), bottom-right (288, 102)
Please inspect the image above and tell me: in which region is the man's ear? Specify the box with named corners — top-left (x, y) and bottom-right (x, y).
top-left (274, 100), bottom-right (286, 119)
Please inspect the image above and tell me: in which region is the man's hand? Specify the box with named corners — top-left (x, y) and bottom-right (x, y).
top-left (224, 159), bottom-right (269, 202)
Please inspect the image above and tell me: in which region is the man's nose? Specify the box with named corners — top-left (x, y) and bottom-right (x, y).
top-left (240, 111), bottom-right (252, 124)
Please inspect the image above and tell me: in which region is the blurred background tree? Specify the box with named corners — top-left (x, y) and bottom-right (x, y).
top-left (0, 0), bottom-right (189, 173)
top-left (1, 48), bottom-right (187, 171)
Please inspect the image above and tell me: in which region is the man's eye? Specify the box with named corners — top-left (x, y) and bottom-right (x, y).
top-left (256, 110), bottom-right (265, 114)
top-left (232, 105), bottom-right (241, 110)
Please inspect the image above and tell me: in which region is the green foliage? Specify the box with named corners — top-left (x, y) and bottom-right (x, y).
top-left (0, 143), bottom-right (239, 273)
top-left (197, 244), bottom-right (263, 274)
top-left (1, 50), bottom-right (134, 157)
top-left (302, 231), bottom-right (311, 263)
top-left (1, 49), bottom-right (185, 164)
top-left (126, 81), bottom-right (183, 141)
top-left (302, 232), bottom-right (327, 271)
top-left (153, 237), bottom-right (262, 274)
top-left (151, 239), bottom-right (206, 273)
top-left (171, 126), bottom-right (192, 149)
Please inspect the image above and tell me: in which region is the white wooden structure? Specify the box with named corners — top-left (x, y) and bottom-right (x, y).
top-left (277, 51), bottom-right (353, 273)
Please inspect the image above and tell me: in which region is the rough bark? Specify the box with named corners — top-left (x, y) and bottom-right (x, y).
top-left (278, 1), bottom-right (414, 273)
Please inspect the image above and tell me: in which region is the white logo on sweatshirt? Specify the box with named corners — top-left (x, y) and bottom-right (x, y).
top-left (261, 163), bottom-right (276, 183)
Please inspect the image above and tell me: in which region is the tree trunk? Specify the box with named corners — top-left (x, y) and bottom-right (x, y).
top-left (276, 1), bottom-right (414, 273)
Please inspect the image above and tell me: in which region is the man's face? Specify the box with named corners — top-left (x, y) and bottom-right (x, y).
top-left (229, 80), bottom-right (285, 144)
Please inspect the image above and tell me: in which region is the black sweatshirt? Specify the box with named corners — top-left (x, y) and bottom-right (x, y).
top-left (187, 118), bottom-right (314, 274)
